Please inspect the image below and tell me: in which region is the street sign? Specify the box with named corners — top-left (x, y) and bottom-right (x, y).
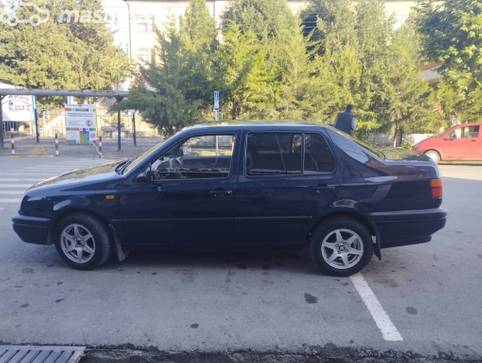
top-left (64, 104), bottom-right (97, 144)
top-left (213, 91), bottom-right (220, 113)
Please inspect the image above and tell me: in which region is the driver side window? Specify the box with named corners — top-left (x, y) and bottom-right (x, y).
top-left (151, 134), bottom-right (235, 180)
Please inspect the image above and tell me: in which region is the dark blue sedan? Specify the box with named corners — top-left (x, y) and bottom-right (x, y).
top-left (12, 124), bottom-right (447, 276)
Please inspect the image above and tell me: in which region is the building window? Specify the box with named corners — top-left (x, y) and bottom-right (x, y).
top-left (135, 15), bottom-right (155, 33)
top-left (137, 48), bottom-right (150, 63)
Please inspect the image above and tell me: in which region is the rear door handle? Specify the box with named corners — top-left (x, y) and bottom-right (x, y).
top-left (312, 184), bottom-right (335, 193)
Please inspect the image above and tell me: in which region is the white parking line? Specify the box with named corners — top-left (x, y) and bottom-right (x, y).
top-left (0, 191), bottom-right (24, 195)
top-left (0, 184), bottom-right (32, 188)
top-left (350, 273), bottom-right (403, 342)
top-left (0, 198), bottom-right (20, 203)
top-left (0, 178), bottom-right (40, 182)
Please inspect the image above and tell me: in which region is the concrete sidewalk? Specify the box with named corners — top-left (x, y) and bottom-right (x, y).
top-left (0, 136), bottom-right (160, 159)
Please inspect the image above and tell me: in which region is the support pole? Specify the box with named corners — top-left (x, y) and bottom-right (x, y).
top-left (117, 109), bottom-right (121, 151)
top-left (55, 133), bottom-right (59, 157)
top-left (132, 111), bottom-right (137, 146)
top-left (34, 107), bottom-right (39, 143)
top-left (11, 135), bottom-right (15, 155)
top-left (99, 136), bottom-right (103, 158)
top-left (0, 95), bottom-right (4, 148)
top-left (115, 96), bottom-right (124, 151)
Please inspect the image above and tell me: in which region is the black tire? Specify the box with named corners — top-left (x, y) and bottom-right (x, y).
top-left (310, 217), bottom-right (373, 277)
top-left (54, 213), bottom-right (111, 270)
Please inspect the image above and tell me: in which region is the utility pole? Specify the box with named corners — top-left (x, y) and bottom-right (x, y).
top-left (124, 0), bottom-right (133, 62)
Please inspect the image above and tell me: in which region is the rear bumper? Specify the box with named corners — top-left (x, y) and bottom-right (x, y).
top-left (369, 208), bottom-right (447, 248)
top-left (12, 214), bottom-right (51, 245)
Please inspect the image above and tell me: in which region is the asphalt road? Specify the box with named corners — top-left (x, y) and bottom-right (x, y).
top-left (0, 156), bottom-right (481, 361)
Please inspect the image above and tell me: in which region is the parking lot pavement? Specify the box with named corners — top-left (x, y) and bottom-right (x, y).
top-left (0, 158), bottom-right (481, 360)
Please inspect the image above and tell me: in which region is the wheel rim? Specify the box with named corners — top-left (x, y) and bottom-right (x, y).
top-left (321, 228), bottom-right (364, 270)
top-left (425, 151), bottom-right (440, 162)
top-left (60, 224), bottom-right (96, 264)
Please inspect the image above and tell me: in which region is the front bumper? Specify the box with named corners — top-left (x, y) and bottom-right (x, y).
top-left (369, 208), bottom-right (447, 248)
top-left (12, 214), bottom-right (51, 245)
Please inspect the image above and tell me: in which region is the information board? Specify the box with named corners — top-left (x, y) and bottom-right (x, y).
top-left (64, 105), bottom-right (97, 144)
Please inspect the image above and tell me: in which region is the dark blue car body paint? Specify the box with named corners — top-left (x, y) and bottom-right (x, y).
top-left (12, 124), bottom-right (447, 258)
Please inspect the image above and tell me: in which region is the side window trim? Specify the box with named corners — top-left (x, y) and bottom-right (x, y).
top-left (151, 132), bottom-right (237, 182)
top-left (243, 131), bottom-right (336, 178)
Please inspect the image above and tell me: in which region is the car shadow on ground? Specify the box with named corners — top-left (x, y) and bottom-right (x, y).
top-left (103, 249), bottom-right (320, 276)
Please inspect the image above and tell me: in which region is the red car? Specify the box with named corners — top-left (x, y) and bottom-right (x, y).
top-left (414, 122), bottom-right (482, 162)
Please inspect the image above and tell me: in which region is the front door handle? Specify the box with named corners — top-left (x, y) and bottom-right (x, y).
top-left (209, 188), bottom-right (233, 197)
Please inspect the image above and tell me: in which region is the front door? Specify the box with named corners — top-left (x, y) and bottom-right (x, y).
top-left (233, 132), bottom-right (338, 247)
top-left (117, 133), bottom-right (238, 248)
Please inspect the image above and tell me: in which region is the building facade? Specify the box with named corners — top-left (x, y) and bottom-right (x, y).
top-left (103, 0), bottom-right (420, 65)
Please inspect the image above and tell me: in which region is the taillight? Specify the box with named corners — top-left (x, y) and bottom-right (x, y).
top-left (431, 178), bottom-right (443, 199)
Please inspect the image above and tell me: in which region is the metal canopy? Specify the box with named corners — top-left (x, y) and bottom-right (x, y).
top-left (0, 88), bottom-right (129, 98)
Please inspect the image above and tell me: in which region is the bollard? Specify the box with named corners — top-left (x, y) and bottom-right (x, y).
top-left (11, 136), bottom-right (15, 155)
top-left (55, 133), bottom-right (59, 157)
top-left (98, 136), bottom-right (103, 158)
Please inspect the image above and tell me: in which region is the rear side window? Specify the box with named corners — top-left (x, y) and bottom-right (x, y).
top-left (304, 133), bottom-right (335, 173)
top-left (246, 132), bottom-right (334, 176)
top-left (246, 133), bottom-right (302, 175)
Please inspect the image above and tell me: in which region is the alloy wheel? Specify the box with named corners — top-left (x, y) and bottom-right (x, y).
top-left (321, 228), bottom-right (364, 270)
top-left (60, 224), bottom-right (96, 264)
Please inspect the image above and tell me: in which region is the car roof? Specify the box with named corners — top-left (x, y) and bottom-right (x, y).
top-left (450, 122), bottom-right (482, 128)
top-left (181, 122), bottom-right (330, 133)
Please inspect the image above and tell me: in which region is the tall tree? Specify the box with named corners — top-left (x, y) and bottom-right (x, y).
top-left (414, 0), bottom-right (482, 122)
top-left (0, 0), bottom-right (129, 90)
top-left (115, 0), bottom-right (217, 134)
top-left (355, 0), bottom-right (394, 129)
top-left (381, 25), bottom-right (434, 146)
top-left (220, 0), bottom-right (319, 120)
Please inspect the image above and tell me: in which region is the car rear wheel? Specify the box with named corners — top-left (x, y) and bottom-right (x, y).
top-left (55, 213), bottom-right (111, 270)
top-left (424, 150), bottom-right (441, 163)
top-left (310, 218), bottom-right (373, 276)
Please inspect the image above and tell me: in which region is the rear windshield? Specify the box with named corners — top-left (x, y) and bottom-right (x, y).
top-left (325, 128), bottom-right (385, 162)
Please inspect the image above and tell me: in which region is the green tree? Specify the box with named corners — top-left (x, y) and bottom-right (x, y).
top-left (355, 0), bottom-right (394, 129)
top-left (115, 0), bottom-right (217, 134)
top-left (0, 0), bottom-right (129, 90)
top-left (381, 26), bottom-right (434, 146)
top-left (314, 0), bottom-right (362, 122)
top-left (220, 0), bottom-right (319, 120)
top-left (414, 0), bottom-right (482, 122)
top-left (116, 29), bottom-right (199, 136)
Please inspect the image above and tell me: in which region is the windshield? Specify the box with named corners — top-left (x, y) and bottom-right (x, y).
top-left (122, 140), bottom-right (164, 174)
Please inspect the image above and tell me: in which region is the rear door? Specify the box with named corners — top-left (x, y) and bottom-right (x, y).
top-left (233, 131), bottom-right (338, 248)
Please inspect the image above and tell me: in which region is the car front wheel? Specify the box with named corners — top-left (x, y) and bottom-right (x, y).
top-left (424, 150), bottom-right (441, 163)
top-left (55, 213), bottom-right (111, 270)
top-left (310, 218), bottom-right (373, 276)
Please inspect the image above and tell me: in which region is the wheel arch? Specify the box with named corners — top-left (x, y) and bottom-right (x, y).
top-left (308, 211), bottom-right (381, 259)
top-left (48, 207), bottom-right (126, 262)
top-left (48, 208), bottom-right (112, 244)
top-left (424, 148), bottom-right (442, 161)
